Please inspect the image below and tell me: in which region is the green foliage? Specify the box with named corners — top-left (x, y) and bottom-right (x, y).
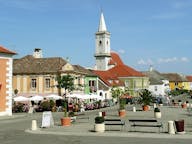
top-left (56, 74), bottom-right (74, 95)
top-left (138, 89), bottom-right (154, 106)
top-left (68, 111), bottom-right (75, 117)
top-left (12, 103), bottom-right (24, 113)
top-left (40, 101), bottom-right (51, 111)
top-left (168, 89), bottom-right (189, 96)
top-left (154, 107), bottom-right (160, 112)
top-left (119, 98), bottom-right (126, 110)
top-left (95, 116), bottom-right (105, 124)
top-left (111, 86), bottom-right (123, 99)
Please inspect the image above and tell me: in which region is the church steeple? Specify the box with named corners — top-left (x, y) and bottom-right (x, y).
top-left (94, 12), bottom-right (111, 71)
top-left (98, 12), bottom-right (107, 32)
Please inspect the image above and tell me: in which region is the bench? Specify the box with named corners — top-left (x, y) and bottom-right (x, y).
top-left (129, 119), bottom-right (163, 133)
top-left (104, 118), bottom-right (125, 131)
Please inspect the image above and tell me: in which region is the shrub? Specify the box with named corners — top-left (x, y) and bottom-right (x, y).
top-left (95, 116), bottom-right (105, 124)
top-left (154, 107), bottom-right (160, 112)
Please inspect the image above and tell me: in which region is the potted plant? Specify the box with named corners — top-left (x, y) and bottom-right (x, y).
top-left (94, 116), bottom-right (105, 132)
top-left (138, 89), bottom-right (154, 111)
top-left (181, 102), bottom-right (187, 109)
top-left (61, 100), bottom-right (71, 126)
top-left (154, 107), bottom-right (161, 118)
top-left (118, 98), bottom-right (126, 117)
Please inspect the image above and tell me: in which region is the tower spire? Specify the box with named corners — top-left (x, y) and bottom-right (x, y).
top-left (98, 12), bottom-right (107, 32)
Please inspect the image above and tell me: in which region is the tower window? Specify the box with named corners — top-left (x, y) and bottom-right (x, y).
top-left (99, 40), bottom-right (102, 45)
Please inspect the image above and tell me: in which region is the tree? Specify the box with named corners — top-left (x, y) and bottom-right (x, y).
top-left (111, 86), bottom-right (124, 99)
top-left (56, 74), bottom-right (74, 96)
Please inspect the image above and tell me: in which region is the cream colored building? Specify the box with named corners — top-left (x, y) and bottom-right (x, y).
top-left (13, 49), bottom-right (97, 97)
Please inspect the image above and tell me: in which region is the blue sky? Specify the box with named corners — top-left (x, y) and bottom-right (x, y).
top-left (0, 0), bottom-right (191, 75)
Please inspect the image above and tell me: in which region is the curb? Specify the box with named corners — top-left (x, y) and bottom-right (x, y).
top-left (25, 129), bottom-right (192, 139)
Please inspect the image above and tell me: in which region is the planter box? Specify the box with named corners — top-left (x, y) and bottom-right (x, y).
top-left (154, 112), bottom-right (161, 119)
top-left (94, 123), bottom-right (105, 132)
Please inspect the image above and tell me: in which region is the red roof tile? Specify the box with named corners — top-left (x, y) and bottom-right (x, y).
top-left (110, 52), bottom-right (124, 65)
top-left (186, 76), bottom-right (192, 82)
top-left (0, 45), bottom-right (16, 54)
top-left (93, 52), bottom-right (145, 87)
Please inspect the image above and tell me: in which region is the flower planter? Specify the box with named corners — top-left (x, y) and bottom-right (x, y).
top-left (181, 103), bottom-right (187, 109)
top-left (154, 112), bottom-right (161, 119)
top-left (118, 109), bottom-right (126, 117)
top-left (61, 117), bottom-right (71, 126)
top-left (142, 105), bottom-right (149, 111)
top-left (94, 123), bottom-right (105, 132)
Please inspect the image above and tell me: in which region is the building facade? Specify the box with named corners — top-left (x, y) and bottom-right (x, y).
top-left (0, 46), bottom-right (16, 116)
top-left (13, 49), bottom-right (98, 97)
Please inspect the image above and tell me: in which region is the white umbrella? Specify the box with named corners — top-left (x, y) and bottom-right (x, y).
top-left (45, 94), bottom-right (62, 100)
top-left (13, 96), bottom-right (29, 102)
top-left (29, 95), bottom-right (44, 101)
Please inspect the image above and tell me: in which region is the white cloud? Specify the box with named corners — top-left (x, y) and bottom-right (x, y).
top-left (117, 49), bottom-right (125, 54)
top-left (181, 57), bottom-right (189, 62)
top-left (158, 57), bottom-right (190, 63)
top-left (137, 58), bottom-right (154, 65)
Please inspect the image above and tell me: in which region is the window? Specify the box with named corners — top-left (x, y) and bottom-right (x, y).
top-left (89, 80), bottom-right (95, 87)
top-left (99, 40), bottom-right (102, 45)
top-left (125, 81), bottom-right (129, 87)
top-left (31, 79), bottom-right (36, 89)
top-left (45, 78), bottom-right (50, 89)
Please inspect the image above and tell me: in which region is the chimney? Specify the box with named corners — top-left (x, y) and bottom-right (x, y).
top-left (33, 48), bottom-right (42, 58)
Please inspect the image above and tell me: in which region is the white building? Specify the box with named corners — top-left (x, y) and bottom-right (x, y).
top-left (142, 68), bottom-right (170, 96)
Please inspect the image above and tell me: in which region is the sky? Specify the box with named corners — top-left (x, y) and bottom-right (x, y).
top-left (0, 0), bottom-right (191, 75)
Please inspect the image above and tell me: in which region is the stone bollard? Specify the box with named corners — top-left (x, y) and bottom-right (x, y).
top-left (133, 106), bottom-right (136, 112)
top-left (168, 121), bottom-right (175, 134)
top-left (98, 112), bottom-right (102, 117)
top-left (31, 120), bottom-right (37, 131)
top-left (153, 103), bottom-right (157, 108)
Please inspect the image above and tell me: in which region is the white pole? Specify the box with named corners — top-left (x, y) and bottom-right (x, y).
top-left (31, 120), bottom-right (37, 131)
top-left (168, 121), bottom-right (175, 134)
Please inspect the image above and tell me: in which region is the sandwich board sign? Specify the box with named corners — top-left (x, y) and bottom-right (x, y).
top-left (41, 111), bottom-right (54, 128)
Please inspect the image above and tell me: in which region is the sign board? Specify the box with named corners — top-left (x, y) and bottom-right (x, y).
top-left (41, 111), bottom-right (54, 128)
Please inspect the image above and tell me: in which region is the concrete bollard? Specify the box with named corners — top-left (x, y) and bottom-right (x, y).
top-left (133, 106), bottom-right (136, 112)
top-left (153, 103), bottom-right (157, 108)
top-left (98, 112), bottom-right (102, 117)
top-left (31, 120), bottom-right (37, 131)
top-left (168, 121), bottom-right (175, 134)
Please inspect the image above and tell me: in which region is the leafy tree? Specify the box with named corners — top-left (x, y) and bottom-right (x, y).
top-left (56, 74), bottom-right (74, 96)
top-left (111, 86), bottom-right (124, 99)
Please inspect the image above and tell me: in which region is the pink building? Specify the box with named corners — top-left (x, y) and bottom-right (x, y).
top-left (0, 46), bottom-right (16, 116)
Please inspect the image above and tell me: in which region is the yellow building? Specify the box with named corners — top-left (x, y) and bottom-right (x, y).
top-left (162, 73), bottom-right (189, 90)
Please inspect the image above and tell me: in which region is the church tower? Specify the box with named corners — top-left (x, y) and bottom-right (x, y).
top-left (94, 12), bottom-right (111, 71)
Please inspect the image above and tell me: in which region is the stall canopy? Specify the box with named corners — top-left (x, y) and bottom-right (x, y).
top-left (13, 96), bottom-right (29, 102)
top-left (29, 95), bottom-right (44, 101)
top-left (45, 94), bottom-right (63, 100)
